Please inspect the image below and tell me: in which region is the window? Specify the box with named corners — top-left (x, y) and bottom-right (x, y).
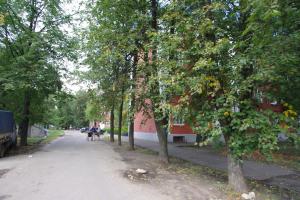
top-left (270, 101), bottom-right (278, 106)
top-left (173, 116), bottom-right (185, 126)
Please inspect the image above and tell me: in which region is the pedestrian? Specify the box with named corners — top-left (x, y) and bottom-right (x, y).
top-left (87, 126), bottom-right (97, 141)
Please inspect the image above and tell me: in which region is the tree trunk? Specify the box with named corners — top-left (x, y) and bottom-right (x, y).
top-left (151, 0), bottom-right (158, 30)
top-left (150, 0), bottom-right (169, 164)
top-left (150, 70), bottom-right (170, 163)
top-left (227, 153), bottom-right (248, 193)
top-left (224, 134), bottom-right (248, 193)
top-left (153, 118), bottom-right (169, 163)
top-left (128, 52), bottom-right (138, 150)
top-left (128, 120), bottom-right (134, 150)
top-left (117, 87), bottom-right (125, 146)
top-left (110, 106), bottom-right (114, 142)
top-left (19, 93), bottom-right (30, 146)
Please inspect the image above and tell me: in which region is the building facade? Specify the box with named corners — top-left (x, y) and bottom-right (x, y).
top-left (134, 96), bottom-right (196, 143)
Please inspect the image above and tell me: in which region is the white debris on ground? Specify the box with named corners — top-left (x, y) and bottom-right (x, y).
top-left (128, 174), bottom-right (134, 180)
top-left (241, 191), bottom-right (255, 200)
top-left (136, 168), bottom-right (147, 174)
top-left (28, 155), bottom-right (33, 158)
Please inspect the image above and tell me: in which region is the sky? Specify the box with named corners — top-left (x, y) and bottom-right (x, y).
top-left (61, 0), bottom-right (90, 94)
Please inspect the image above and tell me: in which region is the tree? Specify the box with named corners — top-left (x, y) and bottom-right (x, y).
top-left (147, 0), bottom-right (169, 163)
top-left (84, 0), bottom-right (170, 161)
top-left (81, 0), bottom-right (299, 192)
top-left (84, 0), bottom-right (148, 146)
top-left (128, 53), bottom-right (138, 150)
top-left (158, 0), bottom-right (300, 192)
top-left (73, 91), bottom-right (90, 128)
top-left (0, 0), bottom-right (74, 145)
top-left (41, 91), bottom-right (90, 130)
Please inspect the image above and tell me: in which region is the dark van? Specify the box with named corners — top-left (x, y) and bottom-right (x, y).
top-left (0, 110), bottom-right (17, 157)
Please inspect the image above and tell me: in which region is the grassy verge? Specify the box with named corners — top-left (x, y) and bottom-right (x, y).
top-left (27, 136), bottom-right (44, 146)
top-left (9, 130), bottom-right (64, 156)
top-left (43, 129), bottom-right (64, 144)
top-left (26, 129), bottom-right (64, 146)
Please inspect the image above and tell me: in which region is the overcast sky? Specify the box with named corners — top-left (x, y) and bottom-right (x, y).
top-left (61, 0), bottom-right (90, 94)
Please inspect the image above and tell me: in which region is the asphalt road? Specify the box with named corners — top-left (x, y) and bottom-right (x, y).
top-left (0, 131), bottom-right (171, 200)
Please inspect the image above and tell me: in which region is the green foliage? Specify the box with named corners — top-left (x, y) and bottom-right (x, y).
top-left (85, 99), bottom-right (102, 122)
top-left (82, 0), bottom-right (150, 136)
top-left (0, 0), bottom-right (76, 137)
top-left (46, 91), bottom-right (89, 129)
top-left (156, 0), bottom-right (300, 161)
top-left (82, 0), bottom-right (300, 162)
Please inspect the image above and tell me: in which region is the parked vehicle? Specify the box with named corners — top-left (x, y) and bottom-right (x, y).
top-left (80, 127), bottom-right (89, 133)
top-left (0, 110), bottom-right (17, 157)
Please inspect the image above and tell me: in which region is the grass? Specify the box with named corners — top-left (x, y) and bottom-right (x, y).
top-left (43, 129), bottom-right (64, 144)
top-left (10, 129), bottom-right (64, 156)
top-left (27, 136), bottom-right (44, 145)
top-left (26, 129), bottom-right (64, 146)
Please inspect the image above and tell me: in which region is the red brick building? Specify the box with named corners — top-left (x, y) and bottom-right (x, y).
top-left (133, 97), bottom-right (284, 143)
top-left (134, 112), bottom-right (195, 143)
top-left (133, 50), bottom-right (284, 143)
top-left (134, 96), bottom-right (195, 143)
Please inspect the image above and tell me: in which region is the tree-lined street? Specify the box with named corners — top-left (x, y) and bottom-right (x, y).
top-left (1, 0), bottom-right (300, 199)
top-left (0, 131), bottom-right (171, 200)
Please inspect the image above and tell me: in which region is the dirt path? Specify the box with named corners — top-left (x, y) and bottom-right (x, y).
top-left (113, 144), bottom-right (224, 200)
top-left (0, 131), bottom-right (177, 200)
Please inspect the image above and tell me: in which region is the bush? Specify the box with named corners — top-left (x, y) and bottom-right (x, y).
top-left (102, 127), bottom-right (128, 136)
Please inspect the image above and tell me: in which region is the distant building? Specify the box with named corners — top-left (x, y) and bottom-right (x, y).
top-left (89, 112), bottom-right (110, 129)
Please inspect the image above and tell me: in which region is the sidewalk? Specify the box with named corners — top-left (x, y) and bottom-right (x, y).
top-left (123, 137), bottom-right (300, 193)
